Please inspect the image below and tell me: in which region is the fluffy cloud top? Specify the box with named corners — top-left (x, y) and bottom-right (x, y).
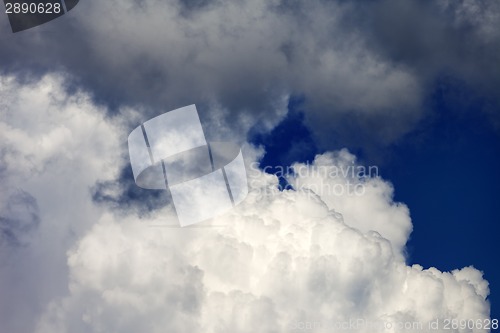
top-left (0, 75), bottom-right (490, 333)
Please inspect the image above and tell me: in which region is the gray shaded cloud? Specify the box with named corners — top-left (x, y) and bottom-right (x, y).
top-left (5, 0), bottom-right (496, 148)
top-left (2, 0), bottom-right (498, 152)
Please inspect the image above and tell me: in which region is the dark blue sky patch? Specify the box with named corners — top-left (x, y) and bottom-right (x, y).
top-left (384, 76), bottom-right (500, 319)
top-left (250, 97), bottom-right (318, 168)
top-left (249, 97), bottom-right (319, 189)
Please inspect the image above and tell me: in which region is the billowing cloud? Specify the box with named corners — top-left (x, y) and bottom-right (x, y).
top-left (287, 149), bottom-right (412, 252)
top-left (0, 75), bottom-right (489, 333)
top-left (34, 152), bottom-right (489, 333)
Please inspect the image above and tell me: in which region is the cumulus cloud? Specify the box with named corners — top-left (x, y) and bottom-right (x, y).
top-left (0, 74), bottom-right (491, 333)
top-left (287, 149), bottom-right (412, 253)
top-left (35, 160), bottom-right (489, 333)
top-left (0, 74), bottom-right (489, 332)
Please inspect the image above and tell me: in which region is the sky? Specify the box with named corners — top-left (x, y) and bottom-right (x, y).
top-left (0, 0), bottom-right (499, 332)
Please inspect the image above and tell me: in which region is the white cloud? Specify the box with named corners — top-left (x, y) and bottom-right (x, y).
top-left (0, 74), bottom-right (125, 333)
top-left (0, 74), bottom-right (490, 333)
top-left (35, 175), bottom-right (490, 333)
top-left (287, 149), bottom-right (412, 253)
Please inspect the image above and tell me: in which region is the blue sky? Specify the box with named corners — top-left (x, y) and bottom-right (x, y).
top-left (390, 78), bottom-right (500, 320)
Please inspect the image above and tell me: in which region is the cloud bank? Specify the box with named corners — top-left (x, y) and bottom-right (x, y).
top-left (1, 0), bottom-right (498, 148)
top-left (0, 74), bottom-right (491, 333)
